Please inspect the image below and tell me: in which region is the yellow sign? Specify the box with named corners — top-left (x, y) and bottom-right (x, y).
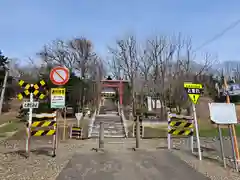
top-left (184, 83), bottom-right (203, 89)
top-left (51, 88), bottom-right (66, 108)
top-left (51, 88), bottom-right (65, 95)
top-left (17, 80), bottom-right (47, 100)
top-left (184, 83), bottom-right (203, 104)
top-left (188, 94), bottom-right (200, 104)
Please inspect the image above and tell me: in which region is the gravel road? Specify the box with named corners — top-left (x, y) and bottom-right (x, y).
top-left (0, 137), bottom-right (238, 180)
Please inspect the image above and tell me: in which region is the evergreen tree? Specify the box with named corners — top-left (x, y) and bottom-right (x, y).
top-left (0, 51), bottom-right (13, 112)
top-left (0, 51), bottom-right (9, 69)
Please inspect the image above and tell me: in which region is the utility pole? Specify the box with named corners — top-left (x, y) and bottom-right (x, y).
top-left (0, 68), bottom-right (8, 115)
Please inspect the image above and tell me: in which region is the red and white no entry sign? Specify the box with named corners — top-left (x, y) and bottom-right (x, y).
top-left (50, 67), bottom-right (70, 85)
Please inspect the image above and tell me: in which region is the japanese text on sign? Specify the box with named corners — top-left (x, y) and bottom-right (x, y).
top-left (184, 83), bottom-right (203, 104)
top-left (23, 101), bottom-right (39, 109)
top-left (51, 88), bottom-right (66, 108)
top-left (51, 89), bottom-right (65, 95)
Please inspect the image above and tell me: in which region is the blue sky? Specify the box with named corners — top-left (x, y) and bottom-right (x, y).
top-left (1, 0), bottom-right (240, 64)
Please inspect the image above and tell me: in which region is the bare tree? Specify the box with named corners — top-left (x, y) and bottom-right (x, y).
top-left (109, 35), bottom-right (140, 118)
top-left (146, 35), bottom-right (176, 114)
top-left (138, 44), bottom-right (154, 94)
top-left (38, 39), bottom-right (75, 70)
top-left (107, 56), bottom-right (121, 79)
top-left (69, 38), bottom-right (96, 78)
top-left (167, 37), bottom-right (217, 114)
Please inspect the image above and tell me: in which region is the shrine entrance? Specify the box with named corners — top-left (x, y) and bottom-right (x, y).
top-left (101, 78), bottom-right (126, 107)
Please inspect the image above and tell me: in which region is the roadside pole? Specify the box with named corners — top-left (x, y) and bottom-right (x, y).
top-left (167, 112), bottom-right (171, 150)
top-left (99, 122), bottom-right (104, 149)
top-left (229, 124), bottom-right (238, 171)
top-left (50, 66), bottom-right (70, 142)
top-left (184, 82), bottom-right (203, 161)
top-left (218, 125), bottom-right (226, 168)
top-left (0, 68), bottom-right (8, 115)
top-left (136, 115), bottom-right (140, 149)
top-left (26, 90), bottom-right (33, 156)
top-left (192, 103), bottom-right (202, 160)
top-left (223, 77), bottom-right (239, 161)
top-left (63, 107), bottom-right (67, 141)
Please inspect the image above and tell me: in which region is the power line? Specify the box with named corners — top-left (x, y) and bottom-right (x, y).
top-left (193, 18), bottom-right (240, 52)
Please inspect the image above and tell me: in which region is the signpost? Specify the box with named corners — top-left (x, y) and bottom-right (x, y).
top-left (17, 80), bottom-right (47, 156)
top-left (209, 103), bottom-right (238, 171)
top-left (184, 82), bottom-right (203, 161)
top-left (75, 113), bottom-right (83, 127)
top-left (223, 77), bottom-right (240, 163)
top-left (50, 66), bottom-right (69, 86)
top-left (50, 67), bottom-right (69, 141)
top-left (50, 88), bottom-right (66, 108)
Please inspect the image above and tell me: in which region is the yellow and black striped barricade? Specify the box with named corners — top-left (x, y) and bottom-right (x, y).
top-left (132, 116), bottom-right (144, 138)
top-left (26, 112), bottom-right (57, 157)
top-left (167, 112), bottom-right (194, 151)
top-left (70, 126), bottom-right (82, 139)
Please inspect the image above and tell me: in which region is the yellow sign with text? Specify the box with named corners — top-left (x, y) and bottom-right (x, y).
top-left (51, 88), bottom-right (65, 95)
top-left (51, 88), bottom-right (66, 108)
top-left (184, 83), bottom-right (203, 104)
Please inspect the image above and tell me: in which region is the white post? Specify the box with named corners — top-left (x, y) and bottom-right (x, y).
top-left (192, 103), bottom-right (202, 160)
top-left (77, 114), bottom-right (80, 127)
top-left (26, 91), bottom-right (33, 155)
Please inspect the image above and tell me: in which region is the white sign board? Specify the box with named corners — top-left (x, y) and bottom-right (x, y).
top-left (208, 103), bottom-right (238, 124)
top-left (156, 100), bottom-right (161, 108)
top-left (147, 96), bottom-right (152, 111)
top-left (51, 88), bottom-right (66, 108)
top-left (75, 113), bottom-right (83, 121)
top-left (23, 101), bottom-right (39, 109)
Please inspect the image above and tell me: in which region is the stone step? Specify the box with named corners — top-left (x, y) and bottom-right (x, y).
top-left (95, 120), bottom-right (121, 122)
top-left (95, 118), bottom-right (122, 122)
top-left (92, 124), bottom-right (124, 127)
top-left (91, 126), bottom-right (125, 133)
top-left (91, 132), bottom-right (125, 136)
top-left (96, 115), bottom-right (120, 118)
top-left (93, 121), bottom-right (122, 123)
top-left (90, 129), bottom-right (125, 133)
top-left (91, 128), bottom-right (124, 132)
top-left (91, 130), bottom-right (125, 134)
top-left (91, 129), bottom-right (124, 132)
top-left (90, 134), bottom-right (125, 138)
top-left (90, 111), bottom-right (126, 138)
top-left (93, 122), bottom-right (123, 126)
top-left (91, 126), bottom-right (125, 131)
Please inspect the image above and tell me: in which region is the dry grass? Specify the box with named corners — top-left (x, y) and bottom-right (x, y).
top-left (127, 97), bottom-right (240, 138)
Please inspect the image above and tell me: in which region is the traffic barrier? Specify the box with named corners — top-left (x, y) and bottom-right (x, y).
top-left (31, 129), bottom-right (56, 136)
top-left (26, 111), bottom-right (57, 157)
top-left (70, 126), bottom-right (82, 139)
top-left (167, 112), bottom-right (194, 151)
top-left (28, 121), bottom-right (56, 128)
top-left (132, 116), bottom-right (144, 138)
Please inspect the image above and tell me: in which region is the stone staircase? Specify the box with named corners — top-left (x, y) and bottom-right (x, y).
top-left (90, 100), bottom-right (126, 138)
